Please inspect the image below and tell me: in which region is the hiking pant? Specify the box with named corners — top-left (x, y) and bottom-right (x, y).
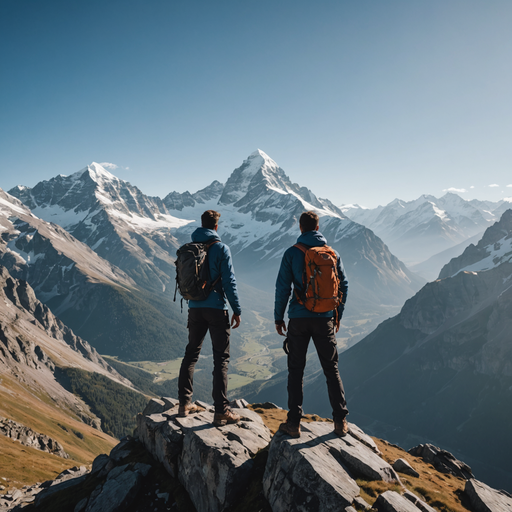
top-left (286, 317), bottom-right (348, 424)
top-left (178, 308), bottom-right (231, 414)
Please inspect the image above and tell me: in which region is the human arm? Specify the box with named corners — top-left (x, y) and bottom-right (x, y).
top-left (274, 249), bottom-right (294, 335)
top-left (336, 254), bottom-right (348, 331)
top-left (218, 245), bottom-right (242, 317)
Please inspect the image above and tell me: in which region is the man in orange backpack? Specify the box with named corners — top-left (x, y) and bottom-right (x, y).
top-left (274, 211), bottom-right (349, 438)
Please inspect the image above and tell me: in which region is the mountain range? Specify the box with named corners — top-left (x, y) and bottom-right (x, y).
top-left (7, 150), bottom-right (425, 353)
top-left (2, 149), bottom-right (511, 494)
top-left (343, 193), bottom-right (510, 277)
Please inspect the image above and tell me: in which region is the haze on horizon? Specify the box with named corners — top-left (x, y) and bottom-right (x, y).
top-left (1, 0), bottom-right (511, 208)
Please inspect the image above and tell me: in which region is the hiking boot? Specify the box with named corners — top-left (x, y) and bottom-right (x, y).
top-left (334, 417), bottom-right (349, 437)
top-left (279, 421), bottom-right (301, 438)
top-left (178, 403), bottom-right (201, 417)
top-left (213, 409), bottom-right (241, 426)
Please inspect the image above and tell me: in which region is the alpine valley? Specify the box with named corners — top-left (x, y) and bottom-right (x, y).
top-left (1, 149), bottom-right (511, 502)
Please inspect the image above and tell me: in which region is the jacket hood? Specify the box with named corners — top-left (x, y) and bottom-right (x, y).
top-left (296, 230), bottom-right (327, 247)
top-left (191, 227), bottom-right (222, 243)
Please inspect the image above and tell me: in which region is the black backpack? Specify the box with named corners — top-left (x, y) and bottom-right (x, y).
top-left (174, 241), bottom-right (220, 301)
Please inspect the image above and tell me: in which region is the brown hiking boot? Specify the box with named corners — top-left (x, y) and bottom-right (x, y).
top-left (279, 421), bottom-right (301, 438)
top-left (213, 409), bottom-right (241, 426)
top-left (178, 403), bottom-right (201, 417)
top-left (334, 417), bottom-right (349, 437)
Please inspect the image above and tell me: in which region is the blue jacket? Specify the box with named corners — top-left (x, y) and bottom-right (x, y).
top-left (274, 230), bottom-right (348, 322)
top-left (188, 228), bottom-right (242, 316)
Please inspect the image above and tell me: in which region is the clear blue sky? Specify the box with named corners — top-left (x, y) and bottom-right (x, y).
top-left (1, 0), bottom-right (511, 207)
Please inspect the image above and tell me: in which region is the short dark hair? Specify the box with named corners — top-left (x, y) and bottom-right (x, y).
top-left (201, 210), bottom-right (221, 229)
top-left (299, 211), bottom-right (319, 232)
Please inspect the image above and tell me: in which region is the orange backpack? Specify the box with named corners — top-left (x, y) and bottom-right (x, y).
top-left (294, 243), bottom-right (343, 314)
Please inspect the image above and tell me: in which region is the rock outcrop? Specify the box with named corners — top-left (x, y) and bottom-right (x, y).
top-left (0, 416), bottom-right (69, 458)
top-left (464, 478), bottom-right (512, 512)
top-left (408, 444), bottom-right (473, 479)
top-left (4, 398), bottom-right (511, 512)
top-left (136, 397), bottom-right (272, 512)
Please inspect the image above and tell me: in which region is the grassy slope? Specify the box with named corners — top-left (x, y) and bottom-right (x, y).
top-left (0, 374), bottom-right (117, 493)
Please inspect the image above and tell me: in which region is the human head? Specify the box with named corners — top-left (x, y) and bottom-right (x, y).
top-left (201, 210), bottom-right (221, 230)
top-left (299, 211), bottom-right (319, 232)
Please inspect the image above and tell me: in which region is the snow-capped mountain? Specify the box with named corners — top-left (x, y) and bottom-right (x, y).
top-left (9, 163), bottom-right (191, 292)
top-left (165, 150), bottom-right (424, 319)
top-left (439, 208), bottom-right (512, 279)
top-left (0, 188), bottom-right (188, 360)
top-left (343, 193), bottom-right (508, 268)
top-left (9, 150), bottom-right (424, 346)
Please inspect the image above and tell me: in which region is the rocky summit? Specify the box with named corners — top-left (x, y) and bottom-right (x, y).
top-left (4, 398), bottom-right (511, 512)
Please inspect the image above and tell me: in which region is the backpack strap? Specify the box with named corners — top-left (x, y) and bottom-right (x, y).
top-left (204, 240), bottom-right (221, 291)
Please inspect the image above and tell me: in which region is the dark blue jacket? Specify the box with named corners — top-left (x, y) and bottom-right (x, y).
top-left (274, 230), bottom-right (348, 322)
top-left (188, 228), bottom-right (242, 316)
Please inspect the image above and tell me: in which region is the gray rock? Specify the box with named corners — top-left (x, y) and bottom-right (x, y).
top-left (74, 497), bottom-right (88, 512)
top-left (229, 398), bottom-right (249, 409)
top-left (347, 422), bottom-right (381, 455)
top-left (85, 470), bottom-right (142, 512)
top-left (162, 397), bottom-right (179, 410)
top-left (142, 398), bottom-right (166, 416)
top-left (393, 459), bottom-right (419, 478)
top-left (346, 508), bottom-right (357, 512)
top-left (263, 425), bottom-right (360, 511)
top-left (408, 444), bottom-right (473, 479)
top-left (305, 422), bottom-right (400, 483)
top-left (194, 400), bottom-right (214, 412)
top-left (34, 475), bottom-right (88, 507)
top-left (374, 491), bottom-right (423, 511)
top-left (91, 454), bottom-right (110, 474)
top-left (133, 463), bottom-right (152, 478)
top-left (403, 490), bottom-right (436, 512)
top-left (353, 496), bottom-right (371, 510)
top-left (0, 416), bottom-right (69, 459)
top-left (465, 478), bottom-right (512, 512)
top-left (109, 437), bottom-right (134, 462)
top-left (138, 404), bottom-right (271, 512)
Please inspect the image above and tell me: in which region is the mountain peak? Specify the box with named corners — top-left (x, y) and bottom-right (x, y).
top-left (82, 162), bottom-right (118, 185)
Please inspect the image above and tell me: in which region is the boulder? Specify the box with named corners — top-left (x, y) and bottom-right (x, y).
top-left (408, 444), bottom-right (473, 479)
top-left (347, 422), bottom-right (381, 455)
top-left (403, 490), bottom-right (436, 512)
top-left (374, 491), bottom-right (424, 511)
top-left (263, 423), bottom-right (360, 511)
top-left (306, 422), bottom-right (400, 483)
top-left (465, 478), bottom-right (512, 512)
top-left (393, 458), bottom-right (419, 478)
top-left (137, 403), bottom-right (271, 512)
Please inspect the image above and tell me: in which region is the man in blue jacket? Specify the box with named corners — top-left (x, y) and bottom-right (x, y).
top-left (178, 210), bottom-right (242, 426)
top-left (275, 211), bottom-right (349, 438)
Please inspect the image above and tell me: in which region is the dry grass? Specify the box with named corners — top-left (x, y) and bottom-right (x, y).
top-left (0, 374), bottom-right (117, 494)
top-left (249, 405), bottom-right (472, 512)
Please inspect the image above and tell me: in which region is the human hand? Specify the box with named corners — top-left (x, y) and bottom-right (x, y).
top-left (231, 314), bottom-right (241, 329)
top-left (275, 321), bottom-right (287, 336)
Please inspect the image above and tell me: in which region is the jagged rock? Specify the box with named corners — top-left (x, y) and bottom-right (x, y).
top-left (374, 490), bottom-right (424, 511)
top-left (393, 458), bottom-right (420, 478)
top-left (403, 490), bottom-right (436, 512)
top-left (353, 496), bottom-right (371, 510)
top-left (306, 422), bottom-right (400, 483)
top-left (85, 469), bottom-right (142, 512)
top-left (34, 467), bottom-right (89, 507)
top-left (347, 422), bottom-right (381, 455)
top-left (0, 416), bottom-right (70, 458)
top-left (230, 398), bottom-right (249, 409)
top-left (263, 422), bottom-right (361, 511)
top-left (408, 444), bottom-right (473, 479)
top-left (142, 398), bottom-right (166, 416)
top-left (465, 478), bottom-right (512, 512)
top-left (137, 402), bottom-right (271, 512)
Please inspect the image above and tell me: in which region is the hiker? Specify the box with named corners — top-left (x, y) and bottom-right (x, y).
top-left (274, 210), bottom-right (349, 438)
top-left (177, 210), bottom-right (242, 426)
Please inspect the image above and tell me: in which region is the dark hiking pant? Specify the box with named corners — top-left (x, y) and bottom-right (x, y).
top-left (178, 308), bottom-right (231, 414)
top-left (286, 317), bottom-right (349, 425)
